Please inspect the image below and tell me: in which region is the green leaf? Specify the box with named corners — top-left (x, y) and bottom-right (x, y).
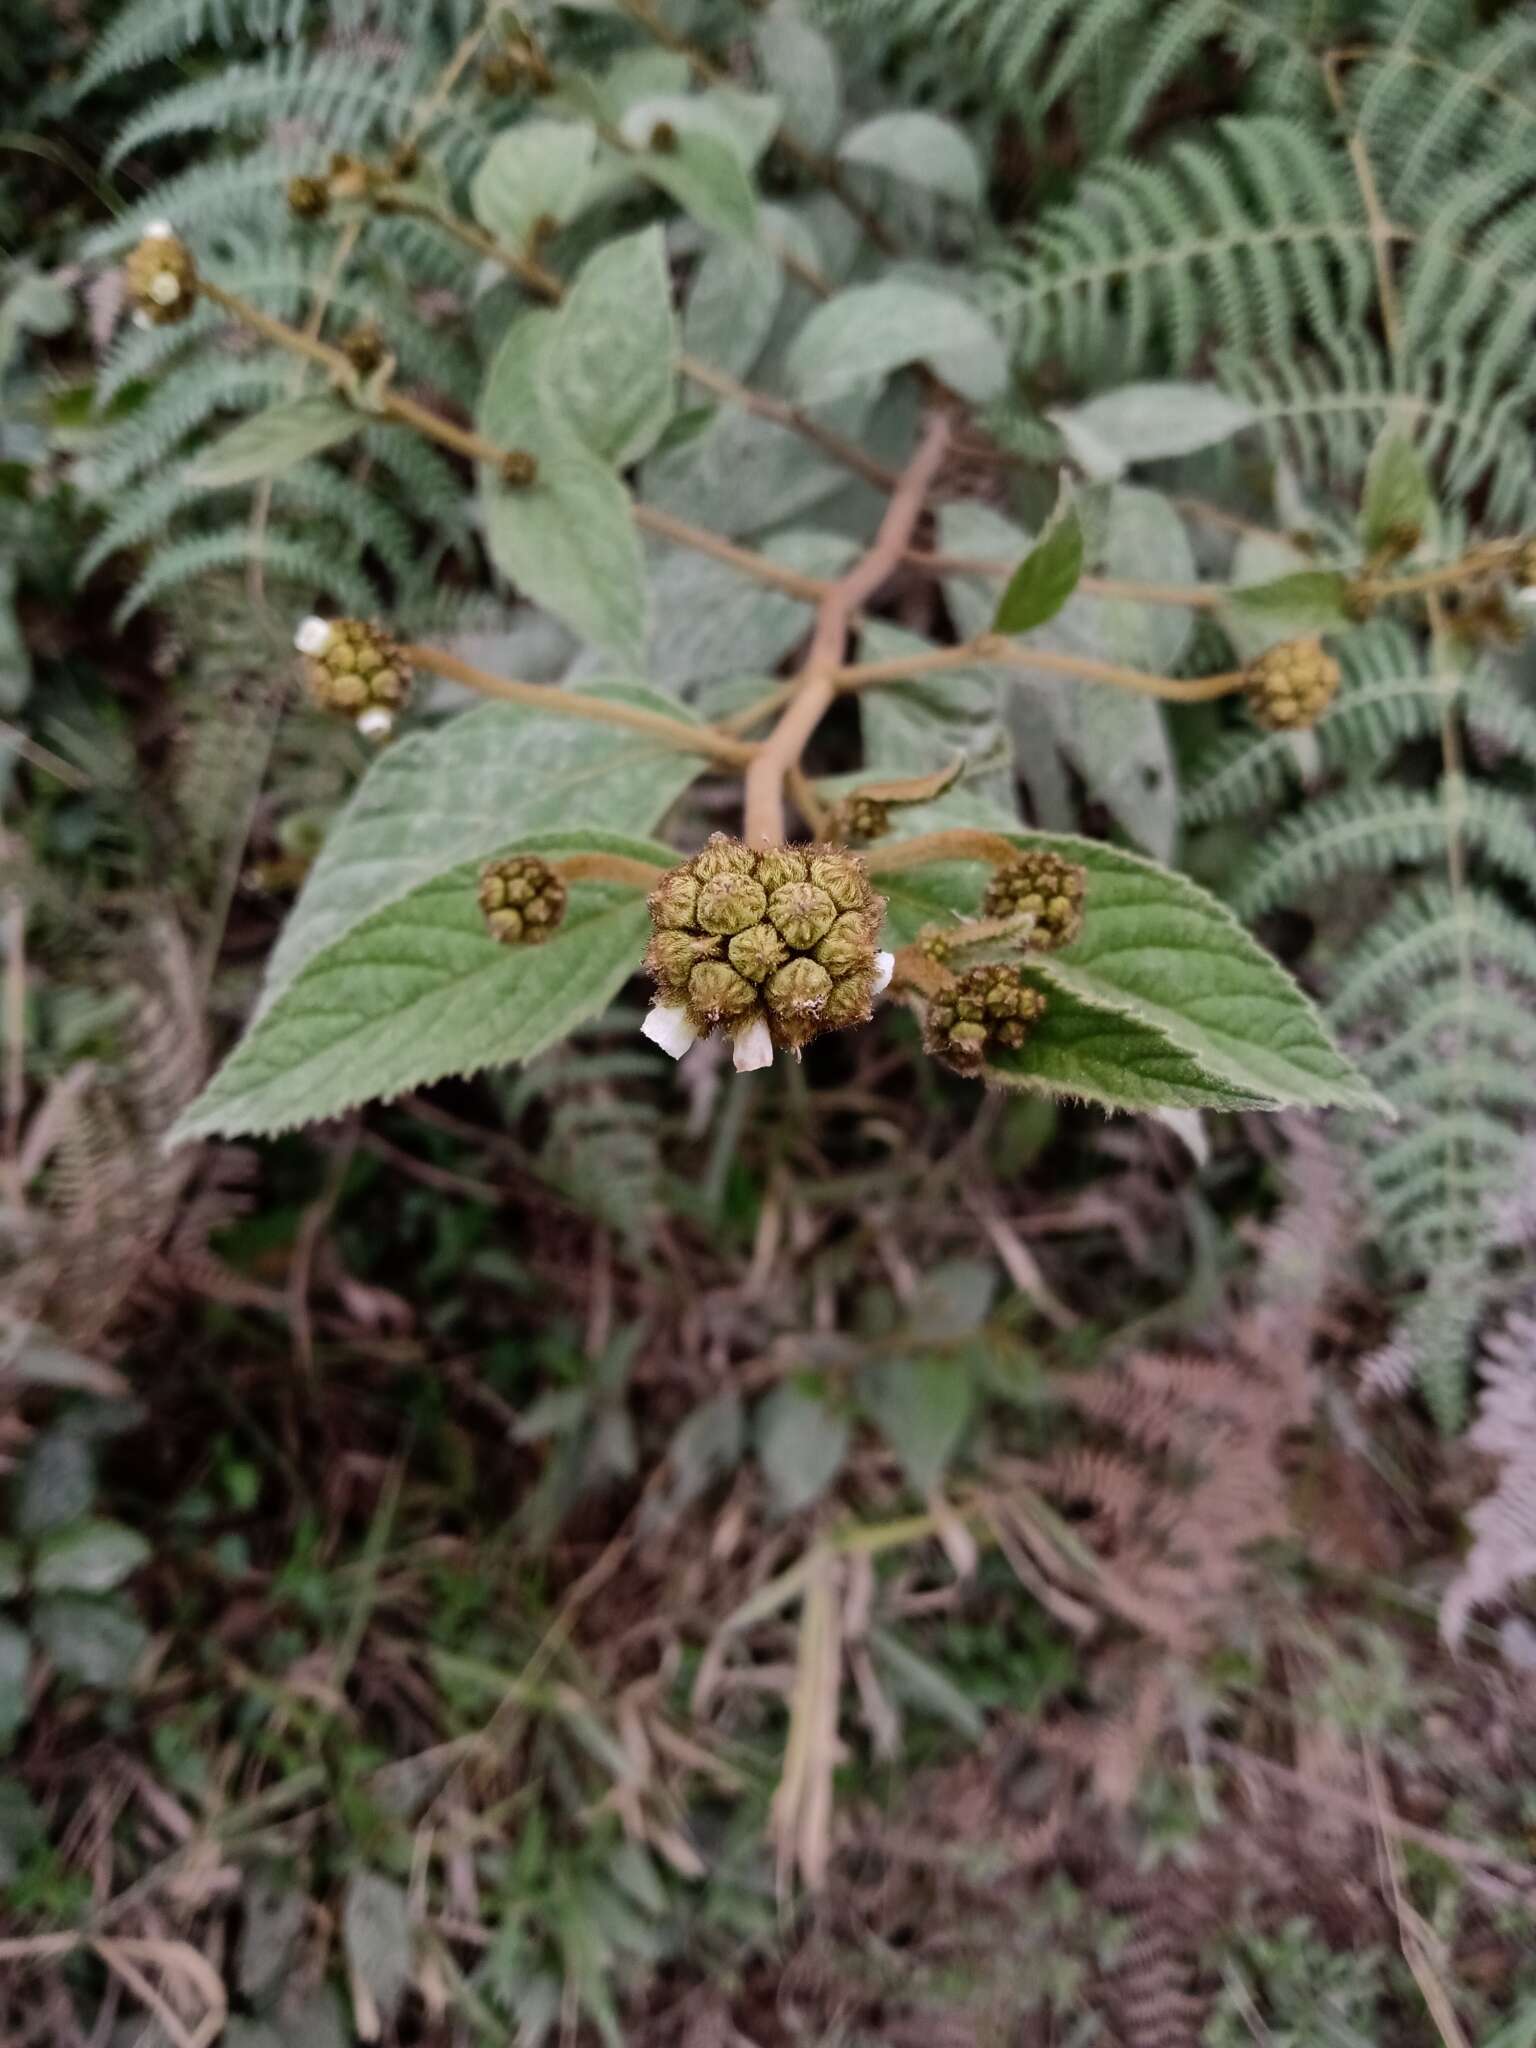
top-left (859, 1357), bottom-right (973, 1495)
top-left (33, 1593), bottom-right (148, 1688)
top-left (0, 1620), bottom-right (29, 1750)
top-left (632, 128), bottom-right (757, 240)
top-left (0, 1540), bottom-right (21, 1599)
top-left (1361, 423), bottom-right (1434, 554)
top-left (471, 118), bottom-right (597, 251)
top-left (878, 833), bottom-right (1385, 1114)
top-left (173, 830), bottom-right (671, 1142)
top-left (755, 1383), bottom-right (849, 1516)
top-left (1224, 570), bottom-right (1352, 638)
top-left (260, 690), bottom-right (702, 1005)
top-left (753, 1), bottom-right (841, 152)
top-left (343, 1872), bottom-right (413, 2028)
top-left (682, 228), bottom-right (784, 381)
top-left (787, 280), bottom-right (1006, 405)
top-left (17, 1427), bottom-right (94, 1537)
top-left (1048, 382), bottom-right (1256, 480)
top-left (32, 1518), bottom-right (150, 1595)
top-left (839, 112), bottom-right (982, 207)
top-left (550, 227), bottom-right (677, 468)
top-left (869, 1626), bottom-right (984, 1740)
top-left (993, 485), bottom-right (1084, 635)
top-left (189, 395), bottom-right (360, 487)
top-left (478, 309), bottom-right (650, 666)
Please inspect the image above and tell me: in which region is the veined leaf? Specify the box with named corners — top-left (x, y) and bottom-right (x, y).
top-left (786, 280), bottom-right (1006, 404)
top-left (551, 227), bottom-right (677, 469)
top-left (262, 688), bottom-right (704, 1003)
top-left (471, 119), bottom-right (597, 251)
top-left (1224, 570), bottom-right (1352, 638)
top-left (630, 128), bottom-right (756, 240)
top-left (993, 482), bottom-right (1083, 634)
top-left (755, 1383), bottom-right (848, 1517)
top-left (838, 111), bottom-right (982, 207)
top-left (1362, 423), bottom-right (1433, 554)
top-left (478, 309), bottom-right (650, 666)
top-left (878, 832), bottom-right (1384, 1114)
top-left (188, 394), bottom-right (359, 487)
top-left (173, 830), bottom-right (672, 1142)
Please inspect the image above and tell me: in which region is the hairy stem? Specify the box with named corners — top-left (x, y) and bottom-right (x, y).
top-left (863, 829), bottom-right (1022, 876)
top-left (198, 278), bottom-right (829, 603)
top-left (550, 851), bottom-right (668, 889)
top-left (743, 415), bottom-right (952, 846)
top-left (833, 633), bottom-right (1247, 703)
top-left (403, 644), bottom-right (757, 765)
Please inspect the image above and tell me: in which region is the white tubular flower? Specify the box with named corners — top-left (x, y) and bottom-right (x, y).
top-left (731, 1016), bottom-right (775, 1073)
top-left (356, 706), bottom-right (395, 742)
top-left (294, 615), bottom-right (333, 656)
top-left (144, 219), bottom-right (175, 239)
top-left (872, 950), bottom-right (895, 996)
top-left (642, 1003), bottom-right (699, 1061)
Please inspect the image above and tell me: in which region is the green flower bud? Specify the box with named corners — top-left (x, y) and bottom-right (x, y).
top-left (647, 928), bottom-right (719, 991)
top-left (808, 850), bottom-right (869, 912)
top-left (696, 871), bottom-right (768, 936)
top-left (340, 321), bottom-right (387, 374)
top-left (815, 910), bottom-right (876, 978)
top-left (755, 846), bottom-right (809, 894)
top-left (828, 794), bottom-right (891, 845)
top-left (766, 956), bottom-right (832, 1016)
top-left (1243, 636), bottom-right (1341, 732)
top-left (727, 922), bottom-right (786, 983)
top-left (767, 881), bottom-right (838, 949)
top-left (692, 833), bottom-right (756, 882)
top-left (982, 851), bottom-right (1087, 951)
top-left (478, 854), bottom-right (567, 946)
top-left (286, 175), bottom-right (330, 220)
top-left (649, 868), bottom-right (700, 930)
top-left (689, 959), bottom-right (757, 1023)
top-left (925, 965), bottom-right (1048, 1075)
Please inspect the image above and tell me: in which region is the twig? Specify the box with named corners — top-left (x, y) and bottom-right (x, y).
top-left (403, 643), bottom-right (756, 765)
top-left (197, 278), bottom-right (831, 603)
top-left (1324, 50), bottom-right (1403, 363)
top-left (743, 414), bottom-right (952, 844)
top-left (833, 632), bottom-right (1247, 704)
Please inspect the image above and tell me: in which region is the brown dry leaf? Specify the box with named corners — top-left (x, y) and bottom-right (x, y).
top-left (770, 1545), bottom-right (845, 1895)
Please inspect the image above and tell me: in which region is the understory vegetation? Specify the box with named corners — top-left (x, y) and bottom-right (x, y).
top-left (5, 0), bottom-right (1536, 2042)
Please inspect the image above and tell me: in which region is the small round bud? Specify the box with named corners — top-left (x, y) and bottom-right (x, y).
top-left (124, 226), bottom-right (198, 327)
top-left (340, 321), bottom-right (387, 374)
top-left (982, 851), bottom-right (1087, 951)
top-left (529, 212), bottom-right (560, 247)
top-left (697, 871), bottom-right (768, 936)
top-left (1243, 637), bottom-right (1341, 732)
top-left (390, 142), bottom-right (420, 179)
top-left (692, 833), bottom-right (756, 883)
top-left (301, 618), bottom-right (412, 720)
top-left (500, 449), bottom-right (540, 489)
top-left (286, 174), bottom-right (330, 220)
top-left (478, 853), bottom-right (567, 945)
top-left (815, 910), bottom-right (876, 978)
top-left (755, 846), bottom-right (808, 894)
top-left (808, 850), bottom-right (869, 912)
top-left (646, 927), bottom-right (718, 990)
top-left (727, 922), bottom-right (786, 984)
top-left (924, 965), bottom-right (1048, 1075)
top-left (767, 881), bottom-right (838, 950)
top-left (649, 868), bottom-right (701, 931)
top-left (649, 120), bottom-right (679, 153)
top-left (765, 957), bottom-right (833, 1043)
top-left (688, 959), bottom-right (757, 1023)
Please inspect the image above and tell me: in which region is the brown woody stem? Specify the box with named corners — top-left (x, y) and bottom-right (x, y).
top-left (743, 415), bottom-right (952, 847)
top-left (549, 852), bottom-right (668, 889)
top-left (403, 644), bottom-right (756, 765)
top-left (862, 829), bottom-right (1022, 875)
top-left (833, 634), bottom-right (1247, 703)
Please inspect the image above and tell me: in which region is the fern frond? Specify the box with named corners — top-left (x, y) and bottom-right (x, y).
top-left (999, 117), bottom-right (1372, 379)
top-left (85, 149), bottom-right (300, 259)
top-left (92, 357), bottom-right (290, 491)
top-left (1330, 885), bottom-right (1536, 1025)
top-left (114, 524), bottom-right (378, 623)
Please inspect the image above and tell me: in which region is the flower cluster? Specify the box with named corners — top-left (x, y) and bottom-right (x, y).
top-left (1243, 636), bottom-right (1341, 732)
top-left (294, 617), bottom-right (411, 741)
top-left (124, 223), bottom-right (198, 329)
top-left (641, 836), bottom-right (893, 1073)
top-left (923, 964), bottom-right (1048, 1074)
top-left (478, 855), bottom-right (567, 946)
top-left (982, 850), bottom-right (1086, 951)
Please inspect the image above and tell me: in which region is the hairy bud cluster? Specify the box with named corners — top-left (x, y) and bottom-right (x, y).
top-left (1243, 636), bottom-right (1341, 732)
top-left (826, 793), bottom-right (891, 845)
top-left (924, 964), bottom-right (1048, 1075)
top-left (294, 617), bottom-right (411, 740)
top-left (642, 835), bottom-right (893, 1072)
top-left (982, 851), bottom-right (1086, 952)
top-left (125, 224), bottom-right (198, 328)
top-left (478, 854), bottom-right (567, 946)
top-left (482, 33), bottom-right (554, 94)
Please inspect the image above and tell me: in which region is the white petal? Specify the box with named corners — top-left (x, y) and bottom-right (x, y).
top-left (642, 1003), bottom-right (699, 1061)
top-left (732, 1016), bottom-right (775, 1073)
top-left (294, 615), bottom-right (333, 655)
top-left (356, 706), bottom-right (395, 742)
top-left (1517, 584), bottom-right (1536, 610)
top-left (871, 950), bottom-right (895, 997)
top-left (131, 309), bottom-right (152, 330)
top-left (144, 219), bottom-right (175, 240)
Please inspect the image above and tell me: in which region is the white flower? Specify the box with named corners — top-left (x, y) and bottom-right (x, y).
top-left (148, 271), bottom-right (182, 306)
top-left (143, 219), bottom-right (175, 240)
top-left (131, 309), bottom-right (153, 330)
top-left (356, 706), bottom-right (395, 742)
top-left (641, 1003), bottom-right (699, 1061)
top-left (872, 950), bottom-right (895, 996)
top-left (732, 1016), bottom-right (774, 1073)
top-left (294, 615), bottom-right (333, 656)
